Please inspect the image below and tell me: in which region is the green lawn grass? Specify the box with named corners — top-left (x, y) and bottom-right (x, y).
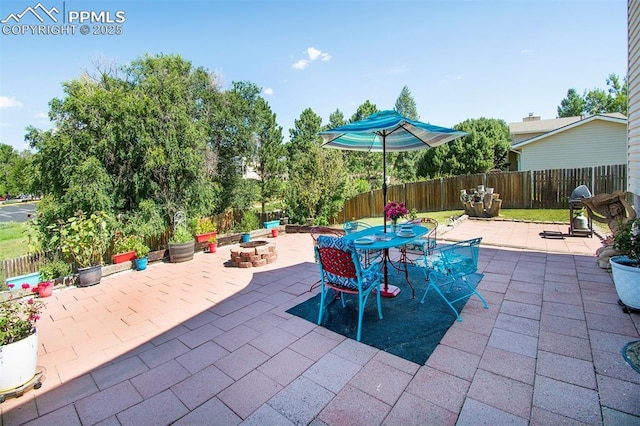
top-left (353, 209), bottom-right (575, 227)
top-left (0, 222), bottom-right (32, 261)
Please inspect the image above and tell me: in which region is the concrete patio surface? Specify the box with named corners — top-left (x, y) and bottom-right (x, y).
top-left (1, 219), bottom-right (639, 425)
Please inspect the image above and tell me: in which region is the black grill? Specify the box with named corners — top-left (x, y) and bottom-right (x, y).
top-left (568, 185), bottom-right (593, 237)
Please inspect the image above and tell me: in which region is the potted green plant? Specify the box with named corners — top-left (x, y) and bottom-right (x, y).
top-left (194, 217), bottom-right (217, 243)
top-left (127, 235), bottom-right (150, 270)
top-left (55, 211), bottom-right (112, 287)
top-left (168, 226), bottom-right (194, 263)
top-left (111, 233), bottom-right (138, 264)
top-left (0, 284), bottom-right (44, 391)
top-left (207, 235), bottom-right (217, 253)
top-left (238, 211), bottom-right (259, 243)
top-left (37, 258), bottom-right (71, 297)
top-left (610, 218), bottom-right (640, 312)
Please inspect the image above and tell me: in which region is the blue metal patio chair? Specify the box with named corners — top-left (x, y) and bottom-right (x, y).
top-left (397, 217), bottom-right (438, 267)
top-left (417, 237), bottom-right (488, 321)
top-left (315, 235), bottom-right (383, 341)
top-left (343, 221), bottom-right (372, 234)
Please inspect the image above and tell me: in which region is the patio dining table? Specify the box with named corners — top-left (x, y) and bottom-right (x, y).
top-left (343, 224), bottom-right (428, 298)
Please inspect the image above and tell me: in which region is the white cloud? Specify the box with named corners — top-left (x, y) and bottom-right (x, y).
top-left (0, 96), bottom-right (24, 109)
top-left (34, 112), bottom-right (48, 119)
top-left (263, 87), bottom-right (273, 95)
top-left (521, 49), bottom-right (533, 54)
top-left (292, 59), bottom-right (309, 70)
top-left (292, 46), bottom-right (331, 70)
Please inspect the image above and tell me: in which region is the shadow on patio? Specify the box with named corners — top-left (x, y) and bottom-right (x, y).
top-left (1, 223), bottom-right (639, 425)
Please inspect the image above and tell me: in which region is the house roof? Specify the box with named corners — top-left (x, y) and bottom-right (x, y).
top-left (510, 113), bottom-right (627, 150)
top-left (509, 112), bottom-right (626, 136)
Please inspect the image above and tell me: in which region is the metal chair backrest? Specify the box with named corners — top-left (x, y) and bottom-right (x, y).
top-left (315, 235), bottom-right (363, 290)
top-left (343, 221), bottom-right (371, 234)
top-left (406, 217), bottom-right (438, 254)
top-left (439, 237), bottom-right (481, 278)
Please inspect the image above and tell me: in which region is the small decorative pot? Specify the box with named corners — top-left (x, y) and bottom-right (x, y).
top-left (208, 243), bottom-right (217, 253)
top-left (37, 282), bottom-right (53, 298)
top-left (271, 229), bottom-right (278, 238)
top-left (241, 233), bottom-right (251, 243)
top-left (135, 256), bottom-right (148, 271)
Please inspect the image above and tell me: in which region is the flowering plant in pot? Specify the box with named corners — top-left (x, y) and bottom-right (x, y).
top-left (32, 281), bottom-right (54, 298)
top-left (384, 201), bottom-right (408, 231)
top-left (194, 217), bottom-right (217, 243)
top-left (610, 218), bottom-right (640, 312)
top-left (1, 284), bottom-right (43, 345)
top-left (1, 283), bottom-right (43, 390)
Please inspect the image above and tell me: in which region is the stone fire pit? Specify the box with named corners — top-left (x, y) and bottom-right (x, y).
top-left (230, 240), bottom-right (277, 268)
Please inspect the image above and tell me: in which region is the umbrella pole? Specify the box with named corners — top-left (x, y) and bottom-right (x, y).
top-left (379, 133), bottom-right (401, 298)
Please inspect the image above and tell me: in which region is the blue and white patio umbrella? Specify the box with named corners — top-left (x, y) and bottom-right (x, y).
top-left (319, 110), bottom-right (467, 222)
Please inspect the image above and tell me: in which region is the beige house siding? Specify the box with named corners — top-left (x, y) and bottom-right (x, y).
top-left (512, 132), bottom-right (545, 144)
top-left (518, 120), bottom-right (627, 171)
top-left (629, 0), bottom-right (640, 196)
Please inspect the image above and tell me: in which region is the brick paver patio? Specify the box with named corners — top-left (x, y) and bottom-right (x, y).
top-left (1, 218), bottom-right (639, 425)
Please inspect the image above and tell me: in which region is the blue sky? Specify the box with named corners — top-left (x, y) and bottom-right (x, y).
top-left (0, 0), bottom-right (628, 151)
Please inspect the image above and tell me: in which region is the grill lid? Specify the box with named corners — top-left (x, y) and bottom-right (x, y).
top-left (569, 185), bottom-right (592, 201)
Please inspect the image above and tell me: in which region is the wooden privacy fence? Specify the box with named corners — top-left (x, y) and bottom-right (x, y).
top-left (339, 164), bottom-right (628, 222)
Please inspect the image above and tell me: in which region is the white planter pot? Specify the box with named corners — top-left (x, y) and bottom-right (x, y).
top-left (0, 331), bottom-right (38, 392)
top-left (610, 256), bottom-right (640, 310)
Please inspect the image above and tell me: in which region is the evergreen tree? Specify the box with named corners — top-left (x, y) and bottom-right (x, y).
top-left (393, 86), bottom-right (420, 182)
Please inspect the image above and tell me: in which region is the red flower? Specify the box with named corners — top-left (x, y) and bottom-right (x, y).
top-left (21, 283), bottom-right (30, 290)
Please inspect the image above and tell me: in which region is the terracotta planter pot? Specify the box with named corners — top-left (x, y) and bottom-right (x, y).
top-left (169, 241), bottom-right (195, 263)
top-left (37, 282), bottom-right (53, 298)
top-left (195, 232), bottom-right (217, 243)
top-left (112, 251), bottom-right (136, 264)
top-left (78, 264), bottom-right (102, 287)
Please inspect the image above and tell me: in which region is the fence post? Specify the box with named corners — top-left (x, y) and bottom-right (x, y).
top-left (440, 178), bottom-right (444, 212)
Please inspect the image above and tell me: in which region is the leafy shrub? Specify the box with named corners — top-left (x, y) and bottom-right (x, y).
top-left (39, 258), bottom-right (71, 282)
top-left (238, 211), bottom-right (260, 233)
top-left (53, 211), bottom-right (113, 268)
top-left (194, 217), bottom-right (217, 234)
top-left (169, 227), bottom-right (193, 244)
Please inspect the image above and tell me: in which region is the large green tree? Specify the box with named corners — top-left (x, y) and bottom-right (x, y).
top-left (209, 81), bottom-right (264, 211)
top-left (557, 73), bottom-right (628, 117)
top-left (557, 88), bottom-right (586, 118)
top-left (0, 144), bottom-right (36, 197)
top-left (28, 53), bottom-right (223, 227)
top-left (344, 101), bottom-right (381, 188)
top-left (286, 108), bottom-right (347, 224)
top-left (417, 117), bottom-right (511, 178)
top-left (393, 86), bottom-right (420, 182)
top-left (253, 98), bottom-right (286, 215)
